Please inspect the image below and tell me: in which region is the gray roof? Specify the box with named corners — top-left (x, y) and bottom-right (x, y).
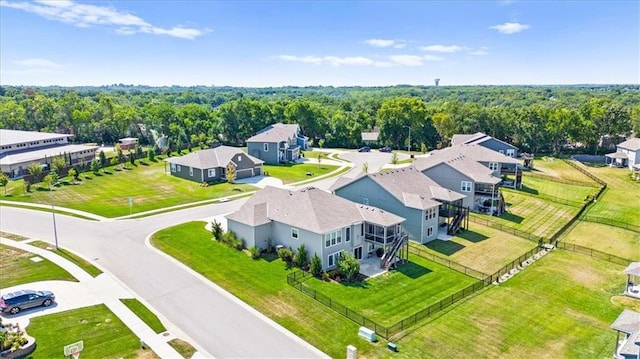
top-left (451, 132), bottom-right (518, 150)
top-left (618, 138), bottom-right (640, 151)
top-left (606, 152), bottom-right (630, 159)
top-left (432, 144), bottom-right (520, 164)
top-left (332, 167), bottom-right (466, 209)
top-left (625, 262), bottom-right (640, 276)
top-left (0, 144), bottom-right (98, 166)
top-left (611, 309), bottom-right (640, 356)
top-left (226, 186), bottom-right (404, 233)
top-left (246, 123), bottom-right (301, 143)
top-left (0, 129), bottom-right (72, 146)
top-left (413, 155), bottom-right (501, 185)
top-left (164, 146), bottom-right (263, 169)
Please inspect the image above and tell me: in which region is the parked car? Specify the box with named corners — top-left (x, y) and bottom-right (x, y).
top-left (0, 289), bottom-right (55, 315)
top-left (379, 146), bottom-right (393, 153)
top-left (358, 146), bottom-right (371, 152)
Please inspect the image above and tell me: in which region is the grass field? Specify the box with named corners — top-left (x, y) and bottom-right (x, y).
top-left (1, 160), bottom-right (256, 218)
top-left (422, 224), bottom-right (538, 274)
top-left (29, 240), bottom-right (103, 277)
top-left (561, 221), bottom-right (640, 260)
top-left (27, 304), bottom-right (157, 359)
top-left (302, 253), bottom-right (477, 325)
top-left (0, 244), bottom-right (77, 287)
top-left (168, 338), bottom-right (197, 359)
top-left (151, 221), bottom-right (379, 358)
top-left (365, 250), bottom-right (639, 359)
top-left (583, 166), bottom-right (640, 226)
top-left (263, 162), bottom-right (339, 183)
top-left (120, 298), bottom-right (167, 334)
top-left (517, 176), bottom-right (598, 204)
top-left (531, 157), bottom-right (596, 183)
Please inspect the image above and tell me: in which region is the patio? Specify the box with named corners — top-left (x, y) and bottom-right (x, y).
top-left (359, 255), bottom-right (386, 278)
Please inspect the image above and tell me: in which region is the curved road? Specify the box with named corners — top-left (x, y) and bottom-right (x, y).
top-left (0, 201), bottom-right (328, 359)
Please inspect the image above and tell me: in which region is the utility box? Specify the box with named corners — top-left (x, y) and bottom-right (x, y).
top-left (387, 342), bottom-right (398, 352)
top-left (346, 345), bottom-right (357, 359)
top-left (358, 326), bottom-right (377, 342)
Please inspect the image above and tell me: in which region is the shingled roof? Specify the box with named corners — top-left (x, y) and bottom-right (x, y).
top-left (246, 123), bottom-right (301, 143)
top-left (226, 186), bottom-right (404, 233)
top-left (164, 146), bottom-right (262, 169)
top-left (413, 155), bottom-right (501, 185)
top-left (451, 131), bottom-right (518, 150)
top-left (431, 144), bottom-right (520, 164)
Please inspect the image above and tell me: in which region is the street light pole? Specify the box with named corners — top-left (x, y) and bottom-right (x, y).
top-left (403, 126), bottom-right (411, 154)
top-left (49, 185), bottom-right (59, 250)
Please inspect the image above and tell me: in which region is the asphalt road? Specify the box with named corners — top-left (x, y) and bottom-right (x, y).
top-left (0, 201), bottom-right (328, 359)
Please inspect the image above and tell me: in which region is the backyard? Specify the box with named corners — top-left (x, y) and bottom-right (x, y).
top-left (583, 166), bottom-right (640, 226)
top-left (561, 221), bottom-right (640, 261)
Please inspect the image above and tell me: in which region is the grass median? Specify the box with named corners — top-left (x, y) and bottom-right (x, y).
top-left (0, 244), bottom-right (77, 287)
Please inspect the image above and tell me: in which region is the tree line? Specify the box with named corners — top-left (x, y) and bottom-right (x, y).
top-left (1, 85), bottom-right (639, 154)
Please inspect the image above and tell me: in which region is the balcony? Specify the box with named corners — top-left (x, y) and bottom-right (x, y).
top-left (475, 184), bottom-right (498, 196)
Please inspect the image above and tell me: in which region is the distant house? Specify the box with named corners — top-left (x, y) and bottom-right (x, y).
top-left (451, 132), bottom-right (519, 158)
top-left (246, 123), bottom-right (308, 164)
top-left (611, 309), bottom-right (640, 359)
top-left (0, 129), bottom-right (98, 179)
top-left (226, 186), bottom-right (406, 270)
top-left (605, 138), bottom-right (640, 170)
top-left (117, 137), bottom-right (138, 151)
top-left (164, 145), bottom-right (263, 183)
top-left (413, 154), bottom-right (506, 215)
top-left (331, 167), bottom-right (467, 243)
top-left (361, 131), bottom-right (380, 146)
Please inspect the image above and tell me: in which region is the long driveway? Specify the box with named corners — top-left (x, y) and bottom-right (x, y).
top-left (0, 201), bottom-right (328, 359)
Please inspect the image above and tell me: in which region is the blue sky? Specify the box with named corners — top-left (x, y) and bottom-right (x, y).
top-left (1, 0), bottom-right (638, 87)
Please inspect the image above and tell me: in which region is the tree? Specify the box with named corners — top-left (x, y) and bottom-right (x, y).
top-left (362, 162), bottom-right (369, 173)
top-left (91, 160), bottom-right (101, 174)
top-left (52, 156), bottom-right (66, 174)
top-left (226, 163), bottom-right (236, 183)
top-left (309, 253), bottom-right (322, 277)
top-left (317, 152), bottom-right (325, 163)
top-left (110, 156), bottom-right (119, 167)
top-left (211, 220), bottom-right (224, 241)
top-left (27, 162), bottom-right (43, 184)
top-left (147, 148), bottom-right (156, 161)
top-left (390, 151), bottom-right (399, 165)
top-left (43, 171), bottom-right (58, 188)
top-left (337, 252), bottom-right (360, 282)
top-left (0, 173), bottom-right (8, 195)
top-left (294, 244), bottom-right (308, 268)
top-left (67, 168), bottom-right (77, 183)
top-left (99, 151), bottom-right (107, 168)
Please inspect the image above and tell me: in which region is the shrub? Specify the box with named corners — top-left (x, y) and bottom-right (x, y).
top-left (309, 253), bottom-right (322, 277)
top-left (337, 252), bottom-right (360, 282)
top-left (210, 220), bottom-right (224, 241)
top-left (294, 244), bottom-right (308, 268)
top-left (220, 231), bottom-right (243, 250)
top-left (322, 271), bottom-right (330, 281)
top-left (248, 246), bottom-right (261, 259)
top-left (277, 247), bottom-right (294, 268)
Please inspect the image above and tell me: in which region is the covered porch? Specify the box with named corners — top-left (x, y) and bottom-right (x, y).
top-left (624, 262), bottom-right (640, 299)
top-left (606, 152), bottom-right (629, 168)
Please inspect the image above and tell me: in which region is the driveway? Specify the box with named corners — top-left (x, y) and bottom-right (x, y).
top-left (0, 205), bottom-right (329, 358)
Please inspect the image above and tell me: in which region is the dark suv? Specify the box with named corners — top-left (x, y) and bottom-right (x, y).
top-left (0, 289), bottom-right (55, 315)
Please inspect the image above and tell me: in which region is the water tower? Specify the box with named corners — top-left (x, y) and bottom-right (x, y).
top-left (434, 78), bottom-right (440, 87)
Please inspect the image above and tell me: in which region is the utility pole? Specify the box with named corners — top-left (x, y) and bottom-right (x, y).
top-left (50, 184), bottom-right (59, 250)
top-left (403, 126), bottom-right (412, 154)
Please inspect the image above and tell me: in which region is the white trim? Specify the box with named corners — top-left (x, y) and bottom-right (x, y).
top-left (291, 228), bottom-right (299, 240)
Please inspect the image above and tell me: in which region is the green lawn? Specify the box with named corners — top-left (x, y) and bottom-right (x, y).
top-left (422, 224), bottom-right (538, 275)
top-left (583, 166), bottom-right (640, 226)
top-left (302, 252), bottom-right (477, 325)
top-left (263, 163), bottom-right (339, 183)
top-left (531, 157), bottom-right (596, 183)
top-left (366, 250), bottom-right (640, 359)
top-left (151, 221), bottom-right (379, 358)
top-left (516, 176), bottom-right (598, 204)
top-left (1, 160), bottom-right (256, 218)
top-left (120, 298), bottom-right (167, 334)
top-left (479, 191), bottom-right (580, 239)
top-left (29, 240), bottom-right (103, 277)
top-left (561, 221), bottom-right (640, 261)
top-left (27, 305), bottom-right (156, 359)
top-left (0, 244), bottom-right (77, 287)
top-left (168, 338), bottom-right (197, 359)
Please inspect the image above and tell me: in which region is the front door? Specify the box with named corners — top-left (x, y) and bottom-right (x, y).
top-left (353, 246), bottom-right (363, 260)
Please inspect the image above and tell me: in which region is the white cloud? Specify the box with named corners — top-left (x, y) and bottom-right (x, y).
top-left (389, 55), bottom-right (424, 66)
top-left (277, 55), bottom-right (374, 66)
top-left (423, 55), bottom-right (443, 61)
top-left (364, 38), bottom-right (406, 49)
top-left (15, 58), bottom-right (65, 70)
top-left (420, 44), bottom-right (462, 53)
top-left (490, 22), bottom-right (531, 34)
top-left (0, 0), bottom-right (205, 39)
top-left (468, 46), bottom-right (489, 56)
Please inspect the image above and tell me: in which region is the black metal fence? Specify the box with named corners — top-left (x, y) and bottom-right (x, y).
top-left (409, 244), bottom-right (489, 280)
top-left (505, 188), bottom-right (586, 207)
top-left (487, 245), bottom-right (542, 280)
top-left (468, 215), bottom-right (545, 243)
top-left (563, 158), bottom-right (608, 186)
top-left (580, 215), bottom-right (640, 233)
top-left (555, 242), bottom-right (636, 265)
top-left (526, 171), bottom-right (600, 187)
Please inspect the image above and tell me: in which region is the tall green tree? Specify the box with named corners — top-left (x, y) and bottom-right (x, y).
top-left (0, 173), bottom-right (8, 195)
top-left (27, 162), bottom-right (43, 184)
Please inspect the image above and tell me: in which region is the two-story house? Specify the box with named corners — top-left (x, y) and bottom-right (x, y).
top-left (226, 186), bottom-right (406, 271)
top-left (164, 145), bottom-right (263, 183)
top-left (451, 132), bottom-right (519, 158)
top-left (0, 129), bottom-right (98, 178)
top-left (331, 167), bottom-right (467, 243)
top-left (606, 138), bottom-right (640, 170)
top-left (246, 123), bottom-right (308, 164)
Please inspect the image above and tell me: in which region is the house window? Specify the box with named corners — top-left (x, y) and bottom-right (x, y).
top-left (425, 207), bottom-right (437, 220)
top-left (488, 162), bottom-right (499, 171)
top-left (189, 167), bottom-right (193, 176)
top-left (327, 251), bottom-right (344, 268)
top-left (427, 226), bottom-right (434, 237)
top-left (324, 230), bottom-right (342, 247)
top-left (264, 143), bottom-right (269, 152)
top-left (506, 149), bottom-right (515, 157)
top-left (291, 228), bottom-right (299, 240)
top-left (208, 169), bottom-right (216, 177)
top-left (170, 163), bottom-right (176, 172)
top-left (461, 181), bottom-right (472, 192)
top-left (237, 155), bottom-right (242, 162)
top-left (363, 197), bottom-right (369, 205)
top-left (346, 228), bottom-right (351, 242)
top-left (177, 165), bottom-right (182, 172)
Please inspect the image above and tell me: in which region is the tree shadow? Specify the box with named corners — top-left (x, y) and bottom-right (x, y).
top-left (424, 240), bottom-right (465, 256)
top-left (517, 185), bottom-right (539, 195)
top-left (396, 261), bottom-right (432, 279)
top-left (501, 212), bottom-right (524, 224)
top-left (457, 230), bottom-right (489, 243)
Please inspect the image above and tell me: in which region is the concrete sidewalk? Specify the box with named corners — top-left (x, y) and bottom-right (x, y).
top-left (0, 238), bottom-right (200, 359)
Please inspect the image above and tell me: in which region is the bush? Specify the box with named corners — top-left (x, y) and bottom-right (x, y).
top-left (211, 220), bottom-right (224, 241)
top-left (337, 252), bottom-right (360, 282)
top-left (294, 244), bottom-right (308, 268)
top-left (277, 247), bottom-right (294, 268)
top-left (309, 253), bottom-right (322, 277)
top-left (322, 271), bottom-right (330, 281)
top-left (248, 246), bottom-right (261, 259)
top-left (220, 231), bottom-right (243, 250)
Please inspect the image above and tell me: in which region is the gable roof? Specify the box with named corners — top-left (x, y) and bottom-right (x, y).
top-left (413, 155), bottom-right (501, 185)
top-left (246, 123), bottom-right (302, 143)
top-left (431, 144), bottom-right (520, 164)
top-left (0, 129), bottom-right (72, 146)
top-left (164, 146), bottom-right (263, 169)
top-left (361, 132), bottom-right (380, 141)
top-left (618, 138), bottom-right (640, 151)
top-left (451, 132), bottom-right (518, 150)
top-left (332, 167), bottom-right (466, 209)
top-left (226, 186), bottom-right (404, 233)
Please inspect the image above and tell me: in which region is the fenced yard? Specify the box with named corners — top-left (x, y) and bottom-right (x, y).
top-left (517, 176), bottom-right (598, 204)
top-left (560, 221), bottom-right (640, 261)
top-left (531, 157), bottom-right (596, 183)
top-left (582, 166), bottom-right (640, 226)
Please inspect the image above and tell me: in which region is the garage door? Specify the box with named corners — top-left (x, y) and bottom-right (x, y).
top-left (235, 168), bottom-right (254, 179)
